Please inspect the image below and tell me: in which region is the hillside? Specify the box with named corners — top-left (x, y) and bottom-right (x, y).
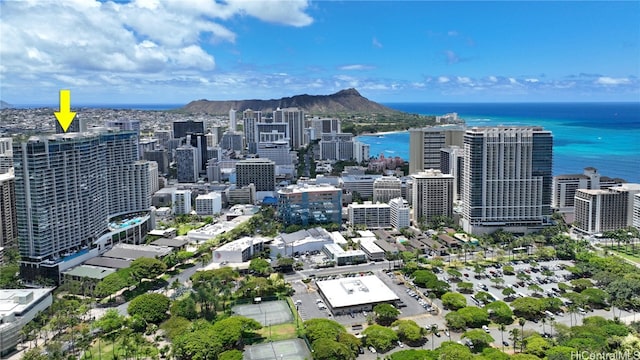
top-left (181, 88), bottom-right (399, 115)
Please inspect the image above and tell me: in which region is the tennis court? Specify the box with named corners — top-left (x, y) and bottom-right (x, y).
top-left (232, 300), bottom-right (293, 326)
top-left (243, 339), bottom-right (311, 360)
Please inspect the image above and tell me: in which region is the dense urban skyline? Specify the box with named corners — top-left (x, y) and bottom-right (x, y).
top-left (1, 1), bottom-right (639, 105)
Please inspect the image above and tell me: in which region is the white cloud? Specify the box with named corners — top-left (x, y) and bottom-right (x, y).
top-left (438, 76), bottom-right (450, 83)
top-left (372, 37), bottom-right (383, 48)
top-left (488, 76), bottom-right (498, 83)
top-left (339, 64), bottom-right (375, 71)
top-left (447, 30), bottom-right (458, 37)
top-left (456, 76), bottom-right (472, 84)
top-left (525, 78), bottom-right (539, 83)
top-left (596, 76), bottom-right (630, 85)
top-left (0, 0), bottom-right (313, 100)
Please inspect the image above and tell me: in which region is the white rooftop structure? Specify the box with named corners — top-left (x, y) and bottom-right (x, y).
top-left (187, 215), bottom-right (252, 243)
top-left (357, 230), bottom-right (376, 238)
top-left (0, 288), bottom-right (54, 355)
top-left (316, 275), bottom-right (399, 309)
top-left (331, 231), bottom-right (348, 245)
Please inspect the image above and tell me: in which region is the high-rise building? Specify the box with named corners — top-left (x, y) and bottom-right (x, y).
top-left (173, 120), bottom-right (204, 139)
top-left (440, 146), bottom-right (463, 201)
top-left (0, 138), bottom-right (13, 174)
top-left (412, 170), bottom-right (454, 226)
top-left (220, 132), bottom-right (244, 152)
top-left (310, 117), bottom-right (341, 140)
top-left (105, 119), bottom-right (140, 133)
top-left (389, 197), bottom-right (410, 230)
top-left (235, 158), bottom-right (275, 192)
top-left (574, 184), bottom-right (640, 235)
top-left (257, 140), bottom-right (294, 166)
top-left (552, 167), bottom-right (625, 213)
top-left (348, 202), bottom-right (391, 229)
top-left (173, 190), bottom-right (192, 215)
top-left (353, 141), bottom-right (370, 163)
top-left (143, 149), bottom-right (169, 174)
top-left (409, 125), bottom-right (465, 174)
top-left (274, 107), bottom-right (305, 149)
top-left (229, 109), bottom-right (237, 132)
top-left (633, 193), bottom-right (640, 231)
top-left (461, 126), bottom-right (553, 234)
top-left (186, 133), bottom-right (208, 171)
top-left (14, 129), bottom-right (150, 281)
top-left (195, 192), bottom-right (222, 215)
top-left (176, 144), bottom-right (198, 183)
top-left (0, 171), bottom-right (17, 251)
top-left (55, 116), bottom-right (86, 134)
top-left (243, 109), bottom-right (262, 153)
top-left (277, 184), bottom-right (342, 226)
top-left (373, 176), bottom-right (402, 203)
top-left (319, 133), bottom-right (355, 161)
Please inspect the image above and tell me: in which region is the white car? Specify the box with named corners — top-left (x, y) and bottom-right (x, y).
top-left (482, 325), bottom-right (490, 333)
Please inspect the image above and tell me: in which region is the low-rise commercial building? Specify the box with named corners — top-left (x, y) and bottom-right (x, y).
top-left (322, 243), bottom-right (366, 266)
top-left (212, 237), bottom-right (270, 264)
top-left (316, 275), bottom-right (399, 315)
top-left (0, 288), bottom-right (54, 356)
top-left (347, 202), bottom-right (391, 229)
top-left (269, 227), bottom-right (333, 258)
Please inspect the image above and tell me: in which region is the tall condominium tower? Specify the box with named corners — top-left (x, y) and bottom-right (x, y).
top-left (176, 144), bottom-right (199, 183)
top-left (243, 109), bottom-right (262, 153)
top-left (373, 176), bottom-right (402, 203)
top-left (411, 170), bottom-right (454, 226)
top-left (0, 171), bottom-right (17, 252)
top-left (235, 158), bottom-right (275, 192)
top-left (14, 129), bottom-right (151, 281)
top-left (461, 126), bottom-right (553, 235)
top-left (310, 117), bottom-right (341, 140)
top-left (274, 107), bottom-right (305, 149)
top-left (408, 125), bottom-right (466, 174)
top-left (173, 120), bottom-right (204, 139)
top-left (229, 109), bottom-right (237, 132)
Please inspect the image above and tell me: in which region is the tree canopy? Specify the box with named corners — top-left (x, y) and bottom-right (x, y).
top-left (128, 293), bottom-right (170, 324)
top-left (373, 303), bottom-right (401, 325)
top-left (362, 324), bottom-right (398, 352)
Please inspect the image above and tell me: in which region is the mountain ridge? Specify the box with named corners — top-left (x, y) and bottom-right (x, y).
top-left (181, 88), bottom-right (400, 115)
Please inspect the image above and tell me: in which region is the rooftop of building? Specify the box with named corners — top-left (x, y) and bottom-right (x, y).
top-left (349, 202), bottom-right (390, 209)
top-left (215, 236), bottom-right (270, 252)
top-left (278, 227), bottom-right (332, 245)
top-left (150, 238), bottom-right (188, 248)
top-left (196, 192), bottom-right (221, 200)
top-left (278, 183), bottom-right (340, 194)
top-left (63, 265), bottom-right (116, 280)
top-left (84, 256), bottom-right (132, 269)
top-left (103, 243), bottom-right (173, 261)
top-left (0, 288), bottom-right (54, 318)
top-left (317, 275), bottom-right (399, 309)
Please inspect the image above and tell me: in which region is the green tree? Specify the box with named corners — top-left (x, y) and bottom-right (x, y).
top-left (437, 341), bottom-right (474, 360)
top-left (457, 282), bottom-right (474, 294)
top-left (502, 287), bottom-right (517, 299)
top-left (445, 311), bottom-right (467, 331)
top-left (94, 309), bottom-right (126, 337)
top-left (442, 292), bottom-right (467, 310)
top-left (130, 257), bottom-right (167, 283)
top-left (581, 287), bottom-right (609, 308)
top-left (511, 297), bottom-right (544, 320)
top-left (392, 319), bottom-right (424, 344)
top-left (219, 349), bottom-right (244, 360)
top-left (21, 348), bottom-right (48, 360)
top-left (312, 338), bottom-right (356, 360)
top-left (373, 303), bottom-right (401, 325)
top-left (570, 278), bottom-right (594, 292)
top-left (212, 316), bottom-right (262, 348)
top-left (173, 326), bottom-right (224, 360)
top-left (303, 318), bottom-right (346, 343)
top-left (456, 306), bottom-right (489, 328)
top-left (524, 334), bottom-right (550, 357)
top-left (160, 316), bottom-right (192, 340)
top-left (249, 258), bottom-right (272, 276)
top-left (462, 329), bottom-right (495, 352)
top-left (128, 293), bottom-right (170, 324)
top-left (485, 301), bottom-right (514, 324)
top-left (362, 324), bottom-right (398, 352)
top-left (171, 296), bottom-right (198, 320)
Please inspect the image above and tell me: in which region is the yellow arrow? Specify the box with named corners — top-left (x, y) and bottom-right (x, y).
top-left (54, 89), bottom-right (76, 132)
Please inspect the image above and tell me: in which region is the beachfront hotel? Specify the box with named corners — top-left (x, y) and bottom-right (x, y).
top-left (460, 126), bottom-right (553, 235)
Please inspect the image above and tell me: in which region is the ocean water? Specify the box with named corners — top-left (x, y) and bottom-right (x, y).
top-left (356, 103), bottom-right (640, 183)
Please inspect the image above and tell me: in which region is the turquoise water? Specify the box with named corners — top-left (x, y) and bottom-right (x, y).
top-left (356, 103), bottom-right (640, 183)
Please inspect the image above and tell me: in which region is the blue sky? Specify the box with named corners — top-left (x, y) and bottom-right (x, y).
top-left (1, 0), bottom-right (639, 105)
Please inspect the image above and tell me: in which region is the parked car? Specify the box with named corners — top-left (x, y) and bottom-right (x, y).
top-left (369, 346), bottom-right (377, 353)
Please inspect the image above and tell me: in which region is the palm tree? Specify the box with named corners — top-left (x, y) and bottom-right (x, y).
top-left (518, 318), bottom-right (526, 352)
top-left (498, 324), bottom-right (506, 351)
top-left (509, 328), bottom-right (520, 353)
top-left (429, 324), bottom-right (439, 350)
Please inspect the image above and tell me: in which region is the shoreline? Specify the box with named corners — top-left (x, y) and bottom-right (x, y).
top-left (355, 130), bottom-right (409, 137)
